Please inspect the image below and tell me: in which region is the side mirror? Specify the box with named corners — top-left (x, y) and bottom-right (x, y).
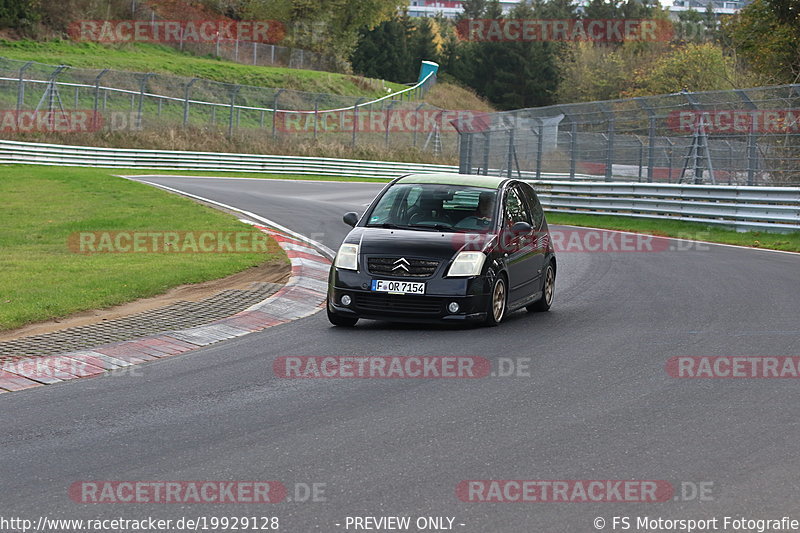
top-left (511, 221), bottom-right (532, 235)
top-left (343, 212), bottom-right (359, 227)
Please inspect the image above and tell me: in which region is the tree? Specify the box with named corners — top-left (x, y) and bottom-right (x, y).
top-left (675, 8), bottom-right (707, 42)
top-left (0, 0), bottom-right (39, 31)
top-left (625, 43), bottom-right (736, 96)
top-left (458, 0), bottom-right (488, 21)
top-left (409, 17), bottom-right (439, 68)
top-left (351, 17), bottom-right (413, 82)
top-left (583, 0), bottom-right (621, 19)
top-left (245, 0), bottom-right (408, 63)
top-left (723, 0), bottom-right (800, 83)
top-left (457, 1), bottom-right (561, 109)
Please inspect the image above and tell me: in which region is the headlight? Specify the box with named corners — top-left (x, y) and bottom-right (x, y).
top-left (334, 243), bottom-right (359, 271)
top-left (447, 251), bottom-right (486, 277)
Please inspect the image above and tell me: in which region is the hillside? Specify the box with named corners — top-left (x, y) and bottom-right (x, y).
top-left (0, 40), bottom-right (494, 111)
top-left (0, 40), bottom-right (405, 98)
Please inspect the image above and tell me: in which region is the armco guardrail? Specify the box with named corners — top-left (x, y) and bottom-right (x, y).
top-left (1, 140), bottom-right (797, 233)
top-left (533, 180), bottom-right (800, 233)
top-left (0, 140), bottom-right (456, 179)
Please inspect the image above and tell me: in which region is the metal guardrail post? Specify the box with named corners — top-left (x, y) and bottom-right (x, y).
top-left (272, 89), bottom-right (285, 140)
top-left (183, 78), bottom-right (198, 127)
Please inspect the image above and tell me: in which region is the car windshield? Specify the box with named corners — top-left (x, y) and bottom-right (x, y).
top-left (365, 183), bottom-right (497, 233)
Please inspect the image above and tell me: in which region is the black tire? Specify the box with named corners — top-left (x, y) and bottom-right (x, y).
top-left (527, 261), bottom-right (555, 313)
top-left (327, 301), bottom-right (358, 327)
top-left (484, 275), bottom-right (507, 327)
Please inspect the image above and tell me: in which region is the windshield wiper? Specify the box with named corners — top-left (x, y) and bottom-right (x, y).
top-left (370, 223), bottom-right (413, 229)
top-left (408, 223), bottom-right (454, 232)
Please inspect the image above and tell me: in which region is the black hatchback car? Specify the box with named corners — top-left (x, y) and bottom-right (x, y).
top-left (327, 173), bottom-right (556, 327)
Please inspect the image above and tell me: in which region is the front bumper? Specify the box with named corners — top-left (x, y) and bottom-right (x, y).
top-left (328, 268), bottom-right (491, 323)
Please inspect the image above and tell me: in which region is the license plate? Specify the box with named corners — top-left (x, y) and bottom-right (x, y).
top-left (371, 279), bottom-right (426, 295)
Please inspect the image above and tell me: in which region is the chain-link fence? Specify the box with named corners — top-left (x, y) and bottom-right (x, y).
top-left (127, 6), bottom-right (343, 72)
top-left (0, 57), bottom-right (456, 154)
top-left (455, 85), bottom-right (800, 186)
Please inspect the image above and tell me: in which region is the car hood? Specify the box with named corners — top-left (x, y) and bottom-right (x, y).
top-left (346, 227), bottom-right (493, 260)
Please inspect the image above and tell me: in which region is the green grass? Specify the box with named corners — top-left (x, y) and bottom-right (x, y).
top-left (546, 213), bottom-right (800, 252)
top-left (0, 165), bottom-right (287, 331)
top-left (0, 40), bottom-right (406, 97)
top-left (121, 170), bottom-right (391, 182)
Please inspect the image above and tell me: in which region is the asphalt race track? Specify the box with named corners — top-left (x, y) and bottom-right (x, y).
top-left (1, 176), bottom-right (799, 532)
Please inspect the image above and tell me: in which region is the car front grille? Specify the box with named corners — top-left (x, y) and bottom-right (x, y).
top-left (353, 293), bottom-right (443, 315)
top-left (367, 257), bottom-right (440, 278)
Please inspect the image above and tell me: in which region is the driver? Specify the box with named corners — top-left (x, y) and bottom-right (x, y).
top-left (475, 192), bottom-right (495, 221)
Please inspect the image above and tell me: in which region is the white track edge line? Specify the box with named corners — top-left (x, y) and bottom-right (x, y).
top-left (130, 179), bottom-right (336, 258)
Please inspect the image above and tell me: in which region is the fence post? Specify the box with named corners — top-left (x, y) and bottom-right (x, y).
top-left (313, 96), bottom-right (321, 140)
top-left (535, 118), bottom-right (544, 180)
top-left (253, 42), bottom-right (258, 65)
top-left (352, 97), bottom-right (365, 147)
top-left (384, 101), bottom-right (396, 146)
top-left (92, 69), bottom-right (109, 131)
top-left (413, 103), bottom-right (425, 148)
top-left (735, 89), bottom-right (758, 186)
top-left (507, 128), bottom-right (515, 179)
top-left (724, 140), bottom-right (733, 184)
top-left (556, 107), bottom-right (579, 181)
top-left (183, 78), bottom-right (198, 126)
top-left (665, 137), bottom-right (674, 182)
top-left (272, 89), bottom-right (285, 140)
top-left (635, 97), bottom-right (657, 183)
top-left (602, 105), bottom-right (614, 181)
top-left (467, 133), bottom-right (475, 173)
top-left (137, 73), bottom-right (154, 130)
top-left (40, 66), bottom-right (69, 131)
top-left (228, 84), bottom-right (241, 138)
top-left (482, 130), bottom-right (491, 175)
top-left (16, 62), bottom-right (33, 122)
top-left (458, 133), bottom-right (470, 173)
top-left (636, 136), bottom-right (644, 182)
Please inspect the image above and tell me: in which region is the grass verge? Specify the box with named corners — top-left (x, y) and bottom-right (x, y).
top-left (0, 166), bottom-right (287, 331)
top-left (0, 40), bottom-right (406, 96)
top-left (547, 213), bottom-right (800, 252)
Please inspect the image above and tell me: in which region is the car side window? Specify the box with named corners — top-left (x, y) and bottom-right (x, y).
top-left (520, 183), bottom-right (544, 229)
top-left (503, 186), bottom-right (532, 227)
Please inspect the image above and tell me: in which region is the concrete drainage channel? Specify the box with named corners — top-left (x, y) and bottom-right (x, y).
top-left (0, 185), bottom-right (333, 394)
